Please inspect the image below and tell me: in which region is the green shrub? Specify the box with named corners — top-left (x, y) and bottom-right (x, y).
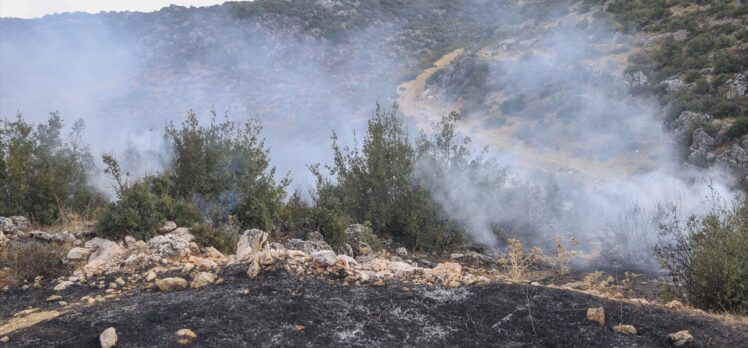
top-left (726, 117), bottom-right (748, 139)
top-left (0, 113), bottom-right (103, 224)
top-left (96, 155), bottom-right (200, 240)
top-left (165, 111), bottom-right (289, 230)
top-left (656, 198), bottom-right (748, 314)
top-left (190, 223), bottom-right (239, 254)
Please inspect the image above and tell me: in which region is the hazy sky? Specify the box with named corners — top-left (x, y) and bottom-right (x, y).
top-left (0, 0), bottom-right (228, 18)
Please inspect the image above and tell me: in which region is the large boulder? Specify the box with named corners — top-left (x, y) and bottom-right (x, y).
top-left (170, 227), bottom-right (194, 242)
top-left (235, 229), bottom-right (268, 261)
top-left (427, 262), bottom-right (462, 287)
top-left (285, 239), bottom-right (332, 254)
top-left (148, 234), bottom-right (190, 259)
top-left (157, 221), bottom-right (177, 234)
top-left (63, 247), bottom-right (92, 264)
top-left (82, 238), bottom-right (124, 276)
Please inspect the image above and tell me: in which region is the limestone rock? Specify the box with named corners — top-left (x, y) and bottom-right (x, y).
top-left (99, 327), bottom-right (117, 348)
top-left (53, 281), bottom-right (74, 292)
top-left (285, 238), bottom-right (332, 254)
top-left (170, 227), bottom-right (194, 242)
top-left (725, 72), bottom-right (747, 99)
top-left (624, 71), bottom-right (648, 90)
top-left (190, 272), bottom-right (217, 289)
top-left (158, 221), bottom-right (177, 234)
top-left (306, 231), bottom-right (324, 242)
top-left (586, 307), bottom-right (605, 325)
top-left (395, 247), bottom-right (408, 257)
top-left (147, 234), bottom-right (190, 259)
top-left (0, 231), bottom-right (7, 247)
top-left (156, 277), bottom-right (188, 292)
top-left (612, 324), bottom-right (637, 335)
top-left (64, 247), bottom-right (92, 264)
top-left (236, 229), bottom-right (268, 261)
top-left (428, 262), bottom-right (462, 286)
top-left (667, 330), bottom-right (693, 346)
top-left (665, 300), bottom-right (684, 309)
top-left (203, 247), bottom-right (225, 259)
top-left (176, 329), bottom-right (198, 345)
top-left (311, 250), bottom-right (337, 267)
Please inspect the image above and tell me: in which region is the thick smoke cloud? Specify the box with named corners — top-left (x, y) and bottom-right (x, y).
top-left (411, 12), bottom-right (736, 270)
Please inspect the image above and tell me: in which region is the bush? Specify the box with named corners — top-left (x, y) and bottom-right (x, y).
top-left (0, 114), bottom-right (103, 224)
top-left (727, 117), bottom-right (748, 139)
top-left (165, 111), bottom-right (289, 230)
top-left (656, 199), bottom-right (748, 314)
top-left (96, 155), bottom-right (200, 240)
top-left (0, 239), bottom-right (72, 282)
top-left (190, 223), bottom-right (239, 254)
top-left (309, 104), bottom-right (469, 251)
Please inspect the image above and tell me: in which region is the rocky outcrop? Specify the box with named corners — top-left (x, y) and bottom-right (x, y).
top-left (658, 76), bottom-right (687, 93)
top-left (157, 221), bottom-right (178, 234)
top-left (624, 71), bottom-right (648, 90)
top-left (0, 216), bottom-right (29, 234)
top-left (725, 72), bottom-right (747, 99)
top-left (687, 128), bottom-right (716, 167)
top-left (236, 229), bottom-right (268, 261)
top-left (284, 239), bottom-right (332, 254)
top-left (147, 234), bottom-right (190, 259)
top-left (671, 111), bottom-right (712, 139)
top-left (82, 238), bottom-right (125, 277)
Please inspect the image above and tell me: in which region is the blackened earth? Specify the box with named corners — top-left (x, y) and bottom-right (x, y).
top-left (1, 265), bottom-right (746, 347)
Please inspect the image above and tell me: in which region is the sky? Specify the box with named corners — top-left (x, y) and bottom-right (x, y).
top-left (0, 0), bottom-right (228, 18)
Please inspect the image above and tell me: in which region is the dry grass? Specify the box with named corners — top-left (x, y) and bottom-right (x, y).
top-left (0, 239), bottom-right (73, 283)
top-left (501, 239), bottom-right (543, 280)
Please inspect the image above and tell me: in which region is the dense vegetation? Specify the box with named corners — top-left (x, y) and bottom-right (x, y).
top-left (657, 197), bottom-right (748, 315)
top-left (0, 113), bottom-right (103, 224)
top-left (607, 0), bottom-right (748, 139)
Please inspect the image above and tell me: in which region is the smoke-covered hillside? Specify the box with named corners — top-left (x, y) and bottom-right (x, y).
top-left (1, 3), bottom-right (748, 344)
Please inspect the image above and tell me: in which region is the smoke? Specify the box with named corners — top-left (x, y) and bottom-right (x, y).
top-left (409, 9), bottom-right (737, 270)
top-left (0, 2), bottom-right (740, 270)
top-left (0, 5), bottom-right (404, 192)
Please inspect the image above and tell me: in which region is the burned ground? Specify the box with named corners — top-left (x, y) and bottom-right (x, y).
top-left (1, 264), bottom-right (746, 347)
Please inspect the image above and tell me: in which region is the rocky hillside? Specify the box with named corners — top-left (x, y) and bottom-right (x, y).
top-left (2, 217), bottom-right (746, 347)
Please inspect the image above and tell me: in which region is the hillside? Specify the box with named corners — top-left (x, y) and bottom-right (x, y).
top-left (1, 0), bottom-right (748, 347)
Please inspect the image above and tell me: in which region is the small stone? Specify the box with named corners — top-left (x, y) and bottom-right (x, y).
top-left (612, 324), bottom-right (637, 335)
top-left (109, 283), bottom-right (118, 289)
top-left (667, 330), bottom-right (693, 346)
top-left (586, 307), bottom-right (605, 325)
top-left (145, 270), bottom-right (157, 282)
top-left (46, 295), bottom-right (63, 302)
top-left (395, 247), bottom-right (408, 256)
top-left (53, 281), bottom-right (73, 292)
top-left (58, 301), bottom-right (68, 306)
top-left (156, 277), bottom-right (188, 292)
top-left (665, 300), bottom-right (684, 309)
top-left (99, 327), bottom-right (117, 348)
top-left (293, 324), bottom-right (305, 332)
top-left (0, 336), bottom-right (8, 343)
top-left (115, 277), bottom-right (126, 286)
top-left (176, 329), bottom-right (197, 345)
